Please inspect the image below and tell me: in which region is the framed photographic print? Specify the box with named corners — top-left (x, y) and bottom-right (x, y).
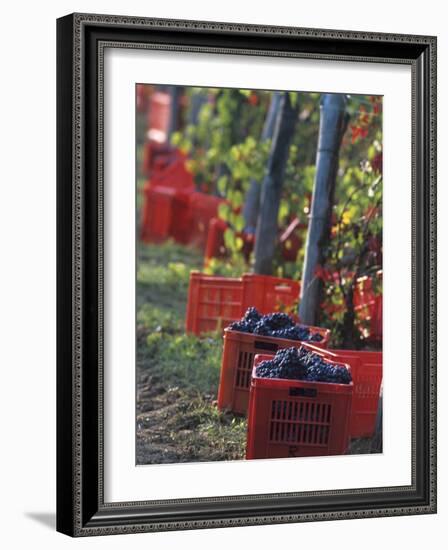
top-left (56, 13), bottom-right (437, 536)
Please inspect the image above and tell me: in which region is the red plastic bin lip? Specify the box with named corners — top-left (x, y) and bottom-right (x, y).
top-left (223, 325), bottom-right (331, 346)
top-left (328, 348), bottom-right (382, 359)
top-left (143, 183), bottom-right (178, 196)
top-left (303, 345), bottom-right (382, 361)
top-left (189, 271), bottom-right (242, 284)
top-left (251, 353), bottom-right (353, 394)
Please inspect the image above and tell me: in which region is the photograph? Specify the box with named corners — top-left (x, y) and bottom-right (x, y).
top-left (135, 84), bottom-right (383, 465)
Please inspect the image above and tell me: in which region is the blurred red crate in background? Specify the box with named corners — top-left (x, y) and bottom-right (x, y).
top-left (141, 90), bottom-right (185, 176)
top-left (189, 192), bottom-right (226, 249)
top-left (140, 151), bottom-right (196, 243)
top-left (170, 190), bottom-right (194, 245)
top-left (204, 217), bottom-right (228, 261)
top-left (149, 156), bottom-right (195, 192)
top-left (140, 184), bottom-right (177, 243)
top-left (185, 272), bottom-right (303, 336)
top-left (140, 185), bottom-right (194, 245)
top-left (142, 142), bottom-right (181, 177)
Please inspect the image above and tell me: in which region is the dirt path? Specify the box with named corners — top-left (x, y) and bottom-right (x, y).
top-left (136, 357), bottom-right (247, 465)
top-left (135, 280), bottom-right (247, 466)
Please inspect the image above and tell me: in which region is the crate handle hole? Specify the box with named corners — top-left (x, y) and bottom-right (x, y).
top-left (254, 341), bottom-right (279, 352)
top-left (289, 387), bottom-right (317, 398)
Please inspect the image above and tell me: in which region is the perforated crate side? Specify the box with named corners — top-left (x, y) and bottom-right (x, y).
top-left (185, 273), bottom-right (243, 335)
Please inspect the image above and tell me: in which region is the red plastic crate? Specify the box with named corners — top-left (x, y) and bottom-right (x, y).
top-left (142, 141), bottom-right (181, 177)
top-left (140, 184), bottom-right (176, 242)
top-left (217, 327), bottom-right (330, 416)
top-left (246, 353), bottom-right (353, 459)
top-left (204, 217), bottom-right (228, 261)
top-left (185, 272), bottom-right (302, 336)
top-left (189, 192), bottom-right (226, 248)
top-left (149, 156), bottom-right (195, 192)
top-left (325, 348), bottom-right (382, 438)
top-left (185, 272), bottom-right (243, 335)
top-left (170, 190), bottom-right (193, 245)
top-left (140, 157), bottom-right (195, 243)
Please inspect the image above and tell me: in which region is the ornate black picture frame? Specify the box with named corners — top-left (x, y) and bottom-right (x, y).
top-left (56, 13), bottom-right (437, 537)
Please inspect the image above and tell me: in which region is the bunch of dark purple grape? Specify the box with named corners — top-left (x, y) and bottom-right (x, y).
top-left (229, 306), bottom-right (262, 333)
top-left (254, 347), bottom-right (309, 380)
top-left (229, 307), bottom-right (323, 343)
top-left (255, 346), bottom-right (352, 384)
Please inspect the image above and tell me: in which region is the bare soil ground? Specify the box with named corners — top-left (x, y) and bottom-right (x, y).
top-left (136, 369), bottom-right (247, 464)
